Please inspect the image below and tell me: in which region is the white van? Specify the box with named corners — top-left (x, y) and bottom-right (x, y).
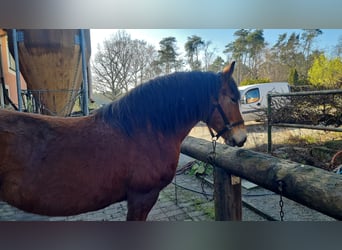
top-left (239, 82), bottom-right (290, 121)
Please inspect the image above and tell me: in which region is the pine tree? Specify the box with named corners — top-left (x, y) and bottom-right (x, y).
top-left (288, 68), bottom-right (299, 85)
top-left (185, 35), bottom-right (205, 71)
top-left (158, 37), bottom-right (179, 74)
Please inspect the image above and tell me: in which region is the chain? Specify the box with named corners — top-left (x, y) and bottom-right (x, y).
top-left (211, 137), bottom-right (217, 156)
top-left (206, 136), bottom-right (217, 167)
top-left (278, 180), bottom-right (285, 221)
top-left (198, 137), bottom-right (217, 201)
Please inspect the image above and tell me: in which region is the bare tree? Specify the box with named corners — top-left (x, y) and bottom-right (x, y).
top-left (92, 30), bottom-right (158, 100)
top-left (129, 40), bottom-right (159, 88)
top-left (334, 35), bottom-right (342, 58)
top-left (203, 41), bottom-right (217, 71)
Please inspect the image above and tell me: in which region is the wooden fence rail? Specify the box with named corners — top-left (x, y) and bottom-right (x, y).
top-left (180, 136), bottom-right (342, 220)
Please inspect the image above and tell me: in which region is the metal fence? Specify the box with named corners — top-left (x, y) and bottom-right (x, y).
top-left (21, 89), bottom-right (82, 116)
top-left (267, 89), bottom-right (342, 153)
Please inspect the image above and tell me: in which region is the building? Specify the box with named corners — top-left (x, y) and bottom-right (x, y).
top-left (0, 29), bottom-right (27, 109)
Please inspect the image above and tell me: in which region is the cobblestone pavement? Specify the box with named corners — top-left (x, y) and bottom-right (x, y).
top-left (0, 153), bottom-right (335, 221)
top-left (0, 169), bottom-right (265, 221)
top-left (2, 122), bottom-right (337, 222)
top-left (0, 151), bottom-right (266, 221)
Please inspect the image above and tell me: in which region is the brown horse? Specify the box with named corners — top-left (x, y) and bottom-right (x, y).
top-left (0, 62), bottom-right (246, 221)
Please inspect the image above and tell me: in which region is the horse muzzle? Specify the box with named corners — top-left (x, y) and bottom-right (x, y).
top-left (225, 129), bottom-right (247, 147)
top-left (225, 136), bottom-right (247, 147)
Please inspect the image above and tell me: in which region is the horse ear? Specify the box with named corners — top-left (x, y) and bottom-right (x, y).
top-left (219, 61), bottom-right (236, 96)
top-left (222, 61), bottom-right (235, 79)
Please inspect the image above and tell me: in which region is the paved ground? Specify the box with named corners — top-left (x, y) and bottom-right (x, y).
top-left (0, 123), bottom-right (338, 221)
top-left (0, 154), bottom-right (265, 221)
top-left (0, 153), bottom-right (335, 221)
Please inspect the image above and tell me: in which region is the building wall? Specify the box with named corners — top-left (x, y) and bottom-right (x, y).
top-left (0, 29), bottom-right (27, 108)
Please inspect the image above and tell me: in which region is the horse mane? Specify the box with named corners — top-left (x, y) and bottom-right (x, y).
top-left (94, 71), bottom-right (239, 136)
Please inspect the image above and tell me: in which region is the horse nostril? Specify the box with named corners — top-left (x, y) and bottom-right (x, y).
top-left (235, 136), bottom-right (247, 147)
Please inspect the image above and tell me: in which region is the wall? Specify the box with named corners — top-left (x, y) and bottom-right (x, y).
top-left (0, 29), bottom-right (27, 108)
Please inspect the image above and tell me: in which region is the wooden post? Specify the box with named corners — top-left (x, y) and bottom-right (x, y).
top-left (214, 167), bottom-right (242, 221)
top-left (181, 136), bottom-right (342, 220)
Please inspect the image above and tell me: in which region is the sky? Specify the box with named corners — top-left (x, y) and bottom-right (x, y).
top-left (90, 29), bottom-right (342, 60)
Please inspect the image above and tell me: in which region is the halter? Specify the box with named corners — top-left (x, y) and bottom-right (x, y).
top-left (206, 102), bottom-right (245, 140)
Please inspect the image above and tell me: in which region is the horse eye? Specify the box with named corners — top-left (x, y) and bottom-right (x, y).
top-left (231, 97), bottom-right (238, 104)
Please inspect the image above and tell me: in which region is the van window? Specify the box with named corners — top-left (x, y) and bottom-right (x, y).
top-left (245, 88), bottom-right (260, 104)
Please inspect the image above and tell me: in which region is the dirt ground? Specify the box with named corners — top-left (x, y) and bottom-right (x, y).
top-left (188, 121), bottom-right (342, 172)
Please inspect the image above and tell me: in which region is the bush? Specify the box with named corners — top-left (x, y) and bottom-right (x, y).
top-left (288, 68), bottom-right (299, 85)
top-left (239, 78), bottom-right (271, 86)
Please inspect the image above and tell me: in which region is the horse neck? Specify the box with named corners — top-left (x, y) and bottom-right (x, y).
top-left (172, 119), bottom-right (200, 144)
top-left (138, 103), bottom-right (204, 146)
top-left (152, 86), bottom-right (212, 143)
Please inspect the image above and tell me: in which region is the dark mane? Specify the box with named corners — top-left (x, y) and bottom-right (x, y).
top-left (94, 71), bottom-right (239, 136)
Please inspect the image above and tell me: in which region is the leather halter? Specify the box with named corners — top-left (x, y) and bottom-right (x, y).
top-left (206, 102), bottom-right (244, 140)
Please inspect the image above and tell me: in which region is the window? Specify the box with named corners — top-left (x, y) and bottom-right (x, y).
top-left (0, 84), bottom-right (9, 107)
top-left (8, 51), bottom-right (15, 71)
top-left (4, 88), bottom-right (9, 105)
top-left (245, 88), bottom-right (260, 104)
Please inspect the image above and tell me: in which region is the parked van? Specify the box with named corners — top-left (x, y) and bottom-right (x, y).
top-left (239, 82), bottom-right (290, 121)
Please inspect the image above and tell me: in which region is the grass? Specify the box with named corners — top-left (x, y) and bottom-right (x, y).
top-left (284, 132), bottom-right (342, 149)
top-left (323, 139), bottom-right (342, 150)
top-left (286, 134), bottom-right (318, 145)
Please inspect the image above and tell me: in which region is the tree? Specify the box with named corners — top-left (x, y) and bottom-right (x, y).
top-left (157, 37), bottom-right (180, 74)
top-left (308, 54), bottom-right (342, 88)
top-left (130, 40), bottom-right (159, 87)
top-left (301, 29), bottom-right (323, 79)
top-left (258, 47), bottom-right (288, 82)
top-left (301, 29), bottom-right (323, 59)
top-left (202, 41), bottom-right (217, 71)
top-left (288, 68), bottom-right (299, 85)
top-left (224, 29), bottom-right (249, 83)
top-left (246, 29), bottom-right (266, 79)
top-left (184, 35), bottom-right (205, 71)
top-left (224, 29), bottom-right (266, 82)
top-left (334, 35), bottom-right (342, 58)
top-left (270, 30), bottom-right (323, 85)
top-left (272, 32), bottom-right (301, 69)
top-left (208, 56), bottom-right (225, 72)
top-left (92, 30), bottom-right (158, 100)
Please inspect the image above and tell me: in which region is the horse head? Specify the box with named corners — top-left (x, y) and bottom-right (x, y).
top-left (206, 62), bottom-right (247, 147)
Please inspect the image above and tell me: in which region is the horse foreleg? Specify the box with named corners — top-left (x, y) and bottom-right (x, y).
top-left (126, 189), bottom-right (160, 221)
